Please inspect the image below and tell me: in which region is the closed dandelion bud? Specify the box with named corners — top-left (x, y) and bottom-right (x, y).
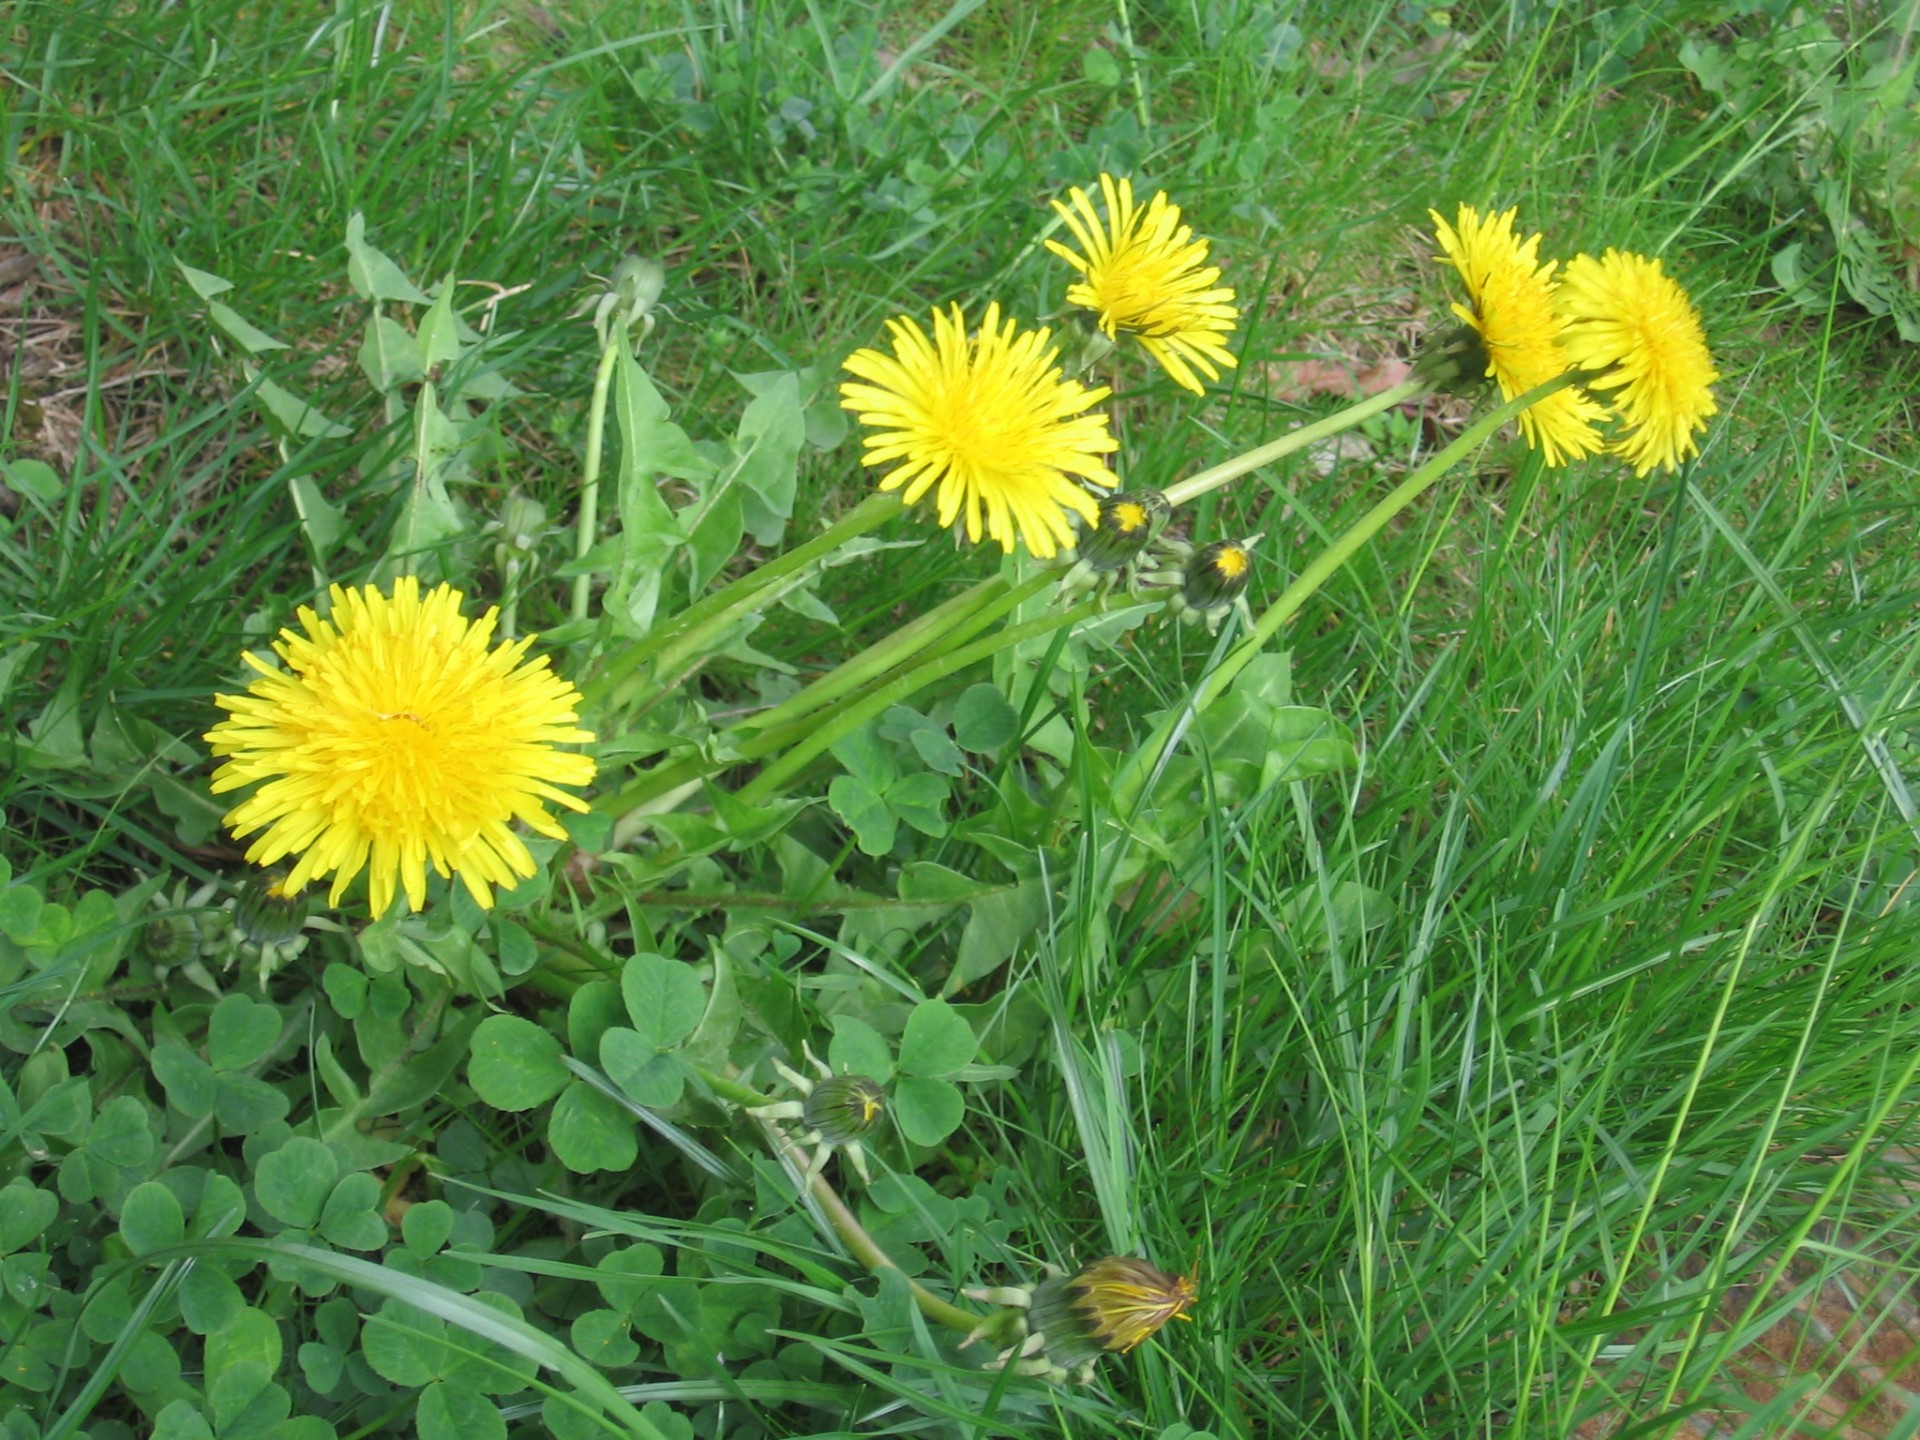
top-left (232, 875), bottom-right (310, 949)
top-left (1183, 538), bottom-right (1255, 612)
top-left (800, 1074), bottom-right (886, 1145)
top-left (1028, 1256), bottom-right (1197, 1371)
top-left (140, 911), bottom-right (198, 968)
top-left (1076, 490), bottom-right (1169, 572)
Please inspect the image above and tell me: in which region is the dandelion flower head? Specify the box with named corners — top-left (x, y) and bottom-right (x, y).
top-left (839, 301), bottom-right (1118, 559)
top-left (205, 577), bottom-right (597, 917)
top-left (1430, 204), bottom-right (1609, 467)
top-left (1557, 248), bottom-right (1719, 476)
top-left (1047, 174), bottom-right (1240, 395)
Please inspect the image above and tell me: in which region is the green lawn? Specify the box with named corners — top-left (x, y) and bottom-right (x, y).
top-left (5, 3), bottom-right (1920, 1438)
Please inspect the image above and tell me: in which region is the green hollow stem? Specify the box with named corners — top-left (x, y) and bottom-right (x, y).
top-left (584, 491), bottom-right (905, 706)
top-left (1160, 378), bottom-right (1431, 508)
top-left (736, 575), bottom-right (1010, 735)
top-left (758, 1120), bottom-right (982, 1334)
top-left (598, 572), bottom-right (1064, 819)
top-left (570, 338), bottom-right (623, 623)
top-left (1113, 373), bottom-right (1580, 814)
top-left (736, 593), bottom-right (1108, 804)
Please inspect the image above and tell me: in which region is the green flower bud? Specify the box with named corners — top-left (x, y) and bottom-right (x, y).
top-left (800, 1074), bottom-right (886, 1145)
top-left (499, 492), bottom-right (547, 554)
top-left (1181, 538), bottom-right (1255, 612)
top-left (1076, 490), bottom-right (1170, 573)
top-left (232, 875), bottom-right (309, 949)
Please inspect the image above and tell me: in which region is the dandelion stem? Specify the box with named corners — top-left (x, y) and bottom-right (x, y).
top-left (570, 337), bottom-right (622, 623)
top-left (1161, 378), bottom-right (1430, 508)
top-left (1114, 372), bottom-right (1580, 815)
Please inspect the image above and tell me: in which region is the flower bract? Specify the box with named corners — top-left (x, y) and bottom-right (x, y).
top-left (205, 578), bottom-right (597, 917)
top-left (1557, 248), bottom-right (1719, 475)
top-left (1430, 204), bottom-right (1609, 467)
top-left (1047, 174), bottom-right (1240, 395)
top-left (840, 302), bottom-right (1119, 559)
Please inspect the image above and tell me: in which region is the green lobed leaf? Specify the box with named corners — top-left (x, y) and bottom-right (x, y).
top-left (952, 683), bottom-right (1019, 752)
top-left (827, 775), bottom-right (895, 856)
top-left (601, 1030), bottom-right (686, 1109)
top-left (827, 1015), bottom-right (893, 1083)
top-left (416, 1379), bottom-right (506, 1440)
top-left (0, 1180), bottom-right (59, 1254)
top-left (318, 1172), bottom-right (388, 1251)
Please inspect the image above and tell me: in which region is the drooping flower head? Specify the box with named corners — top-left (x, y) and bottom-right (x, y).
top-left (205, 578), bottom-right (597, 917)
top-left (965, 1254), bottom-right (1198, 1383)
top-left (1430, 204), bottom-right (1609, 467)
top-left (1047, 174), bottom-right (1240, 395)
top-left (839, 302), bottom-right (1119, 559)
top-left (1557, 248), bottom-right (1719, 475)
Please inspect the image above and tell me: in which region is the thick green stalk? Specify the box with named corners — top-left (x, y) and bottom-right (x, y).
top-left (570, 338), bottom-right (622, 623)
top-left (584, 491), bottom-right (904, 706)
top-left (1113, 374), bottom-right (1578, 814)
top-left (736, 576), bottom-right (1009, 735)
top-left (1161, 378), bottom-right (1430, 508)
top-left (736, 594), bottom-right (1108, 804)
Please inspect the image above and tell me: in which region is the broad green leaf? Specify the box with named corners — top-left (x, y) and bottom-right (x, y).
top-left (152, 1399), bottom-right (214, 1440)
top-left (887, 771), bottom-right (949, 837)
top-left (684, 484), bottom-right (743, 596)
top-left (212, 1072), bottom-right (290, 1133)
top-left (387, 381), bottom-right (469, 574)
top-left (892, 1076), bottom-right (964, 1146)
top-left (174, 261), bottom-right (234, 301)
top-left (945, 879), bottom-right (1048, 995)
top-left (467, 1015), bottom-right (567, 1111)
top-left (86, 1096), bottom-right (153, 1167)
top-left (208, 993), bottom-right (282, 1071)
top-left (952, 683), bottom-right (1019, 752)
top-left (619, 954), bottom-right (708, 1052)
top-left (206, 1306), bottom-right (283, 1382)
top-left (827, 1014), bottom-right (892, 1083)
top-left (897, 999), bottom-right (976, 1077)
top-left (358, 313), bottom-right (424, 390)
top-left (907, 725), bottom-right (965, 776)
top-left (298, 1339), bottom-right (345, 1397)
top-left (319, 1172), bottom-right (388, 1251)
top-left (601, 1029), bottom-right (685, 1109)
top-left (207, 1360), bottom-right (292, 1438)
top-left (361, 1297), bottom-right (450, 1386)
top-left (0, 1181), bottom-right (57, 1254)
top-left (207, 300), bottom-right (287, 355)
top-left (289, 475), bottom-right (346, 563)
top-left (608, 344), bottom-right (700, 636)
top-left (828, 775), bottom-right (894, 857)
top-left (150, 1044), bottom-right (216, 1115)
top-left (345, 212), bottom-right (432, 304)
top-left (570, 1309), bottom-right (640, 1368)
top-left (728, 370), bottom-right (803, 545)
top-left (255, 1138), bottom-right (339, 1230)
top-left (2, 458), bottom-right (64, 504)
top-left (119, 1181), bottom-right (184, 1256)
top-left (245, 366), bottom-right (352, 439)
top-left (178, 1261), bottom-right (245, 1335)
top-left (416, 1379), bottom-right (506, 1440)
top-left (547, 1080), bottom-right (639, 1174)
top-left (402, 1200), bottom-right (456, 1258)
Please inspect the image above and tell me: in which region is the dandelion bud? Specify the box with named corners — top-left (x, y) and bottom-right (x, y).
top-left (1169, 536), bottom-right (1257, 629)
top-left (1027, 1256), bottom-right (1197, 1372)
top-left (1076, 490), bottom-right (1170, 572)
top-left (800, 1074), bottom-right (886, 1146)
top-left (232, 875), bottom-right (310, 949)
top-left (140, 911), bottom-right (198, 968)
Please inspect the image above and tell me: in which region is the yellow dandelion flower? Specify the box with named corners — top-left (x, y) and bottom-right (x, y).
top-left (839, 302), bottom-right (1118, 559)
top-left (1047, 174), bottom-right (1240, 395)
top-left (1430, 204), bottom-right (1609, 467)
top-left (205, 578), bottom-right (596, 917)
top-left (1557, 248), bottom-right (1719, 476)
